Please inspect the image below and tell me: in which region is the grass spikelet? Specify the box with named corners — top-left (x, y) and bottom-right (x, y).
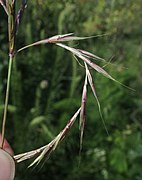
top-left (17, 33), bottom-right (108, 53)
top-left (79, 68), bottom-right (88, 150)
top-left (56, 43), bottom-right (134, 91)
top-left (85, 63), bottom-right (109, 135)
top-left (14, 108), bottom-right (81, 167)
top-left (15, 0), bottom-right (27, 33)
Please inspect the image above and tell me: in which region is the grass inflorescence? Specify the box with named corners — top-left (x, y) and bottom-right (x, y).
top-left (0, 0), bottom-right (133, 169)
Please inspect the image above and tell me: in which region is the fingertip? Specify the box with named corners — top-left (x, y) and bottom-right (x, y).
top-left (0, 149), bottom-right (15, 180)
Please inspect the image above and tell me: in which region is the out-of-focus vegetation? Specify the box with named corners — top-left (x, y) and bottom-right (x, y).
top-left (0, 0), bottom-right (142, 179)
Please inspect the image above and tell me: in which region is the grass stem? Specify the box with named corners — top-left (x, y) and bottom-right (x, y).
top-left (1, 55), bottom-right (13, 148)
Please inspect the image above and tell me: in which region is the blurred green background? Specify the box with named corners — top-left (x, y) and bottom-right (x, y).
top-left (0, 0), bottom-right (142, 179)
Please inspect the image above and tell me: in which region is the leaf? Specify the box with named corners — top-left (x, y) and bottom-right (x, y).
top-left (110, 149), bottom-right (128, 173)
top-left (0, 105), bottom-right (17, 113)
top-left (30, 116), bottom-right (46, 126)
top-left (41, 124), bottom-right (54, 139)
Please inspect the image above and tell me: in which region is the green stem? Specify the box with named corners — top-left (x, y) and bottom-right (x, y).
top-left (0, 0), bottom-right (15, 148)
top-left (1, 55), bottom-right (13, 148)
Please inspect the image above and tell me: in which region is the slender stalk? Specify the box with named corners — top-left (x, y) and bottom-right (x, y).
top-left (0, 1), bottom-right (8, 14)
top-left (1, 55), bottom-right (13, 148)
top-left (0, 0), bottom-right (15, 148)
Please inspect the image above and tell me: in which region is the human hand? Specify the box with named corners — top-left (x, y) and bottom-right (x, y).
top-left (0, 134), bottom-right (15, 180)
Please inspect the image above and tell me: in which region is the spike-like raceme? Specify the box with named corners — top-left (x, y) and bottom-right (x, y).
top-left (17, 32), bottom-right (122, 165)
top-left (1, 0), bottom-right (133, 169)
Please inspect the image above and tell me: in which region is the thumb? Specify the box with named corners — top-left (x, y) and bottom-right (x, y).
top-left (0, 134), bottom-right (14, 156)
top-left (0, 149), bottom-right (15, 180)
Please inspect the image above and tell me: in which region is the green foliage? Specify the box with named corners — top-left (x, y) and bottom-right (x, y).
top-left (0, 0), bottom-right (142, 179)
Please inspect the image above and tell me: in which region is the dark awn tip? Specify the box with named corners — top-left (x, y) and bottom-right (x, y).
top-left (22, 0), bottom-right (27, 6)
top-left (0, 0), bottom-right (7, 13)
top-left (15, 0), bottom-right (27, 33)
top-left (1, 0), bottom-right (6, 5)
